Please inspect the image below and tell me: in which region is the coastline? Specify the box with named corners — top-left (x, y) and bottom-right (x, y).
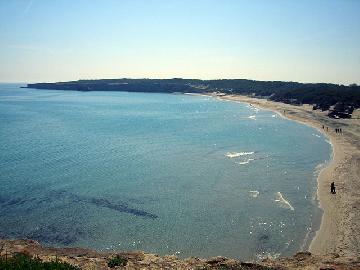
top-left (212, 94), bottom-right (360, 258)
top-left (2, 239), bottom-right (359, 270)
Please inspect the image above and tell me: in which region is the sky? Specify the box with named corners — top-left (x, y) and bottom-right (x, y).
top-left (0, 0), bottom-right (359, 84)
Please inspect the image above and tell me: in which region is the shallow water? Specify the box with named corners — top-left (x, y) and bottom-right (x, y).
top-left (0, 84), bottom-right (331, 260)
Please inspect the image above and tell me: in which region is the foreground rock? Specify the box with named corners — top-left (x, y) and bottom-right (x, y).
top-left (1, 239), bottom-right (359, 270)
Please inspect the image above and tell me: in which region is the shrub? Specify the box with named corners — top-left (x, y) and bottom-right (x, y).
top-left (0, 252), bottom-right (80, 270)
top-left (107, 255), bottom-right (128, 268)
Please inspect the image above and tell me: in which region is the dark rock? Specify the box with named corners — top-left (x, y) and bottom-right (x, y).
top-left (205, 256), bottom-right (227, 265)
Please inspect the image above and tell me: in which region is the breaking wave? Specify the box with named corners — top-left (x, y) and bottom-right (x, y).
top-left (274, 192), bottom-right (294, 211)
top-left (237, 158), bottom-right (255, 165)
top-left (225, 152), bottom-right (254, 158)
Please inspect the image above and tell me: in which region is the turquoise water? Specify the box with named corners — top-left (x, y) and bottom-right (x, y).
top-left (0, 84), bottom-right (331, 260)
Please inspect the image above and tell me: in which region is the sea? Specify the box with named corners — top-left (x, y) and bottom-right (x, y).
top-left (0, 83), bottom-right (331, 260)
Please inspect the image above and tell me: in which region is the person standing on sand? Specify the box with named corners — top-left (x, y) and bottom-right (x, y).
top-left (331, 182), bottom-right (336, 194)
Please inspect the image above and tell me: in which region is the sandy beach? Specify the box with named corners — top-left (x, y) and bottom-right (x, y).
top-left (214, 94), bottom-right (360, 258)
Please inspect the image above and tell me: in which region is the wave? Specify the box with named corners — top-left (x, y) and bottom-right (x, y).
top-left (237, 158), bottom-right (255, 165)
top-left (248, 115), bottom-right (256, 120)
top-left (274, 192), bottom-right (294, 211)
top-left (248, 104), bottom-right (260, 112)
top-left (249, 190), bottom-right (259, 198)
top-left (225, 152), bottom-right (255, 158)
top-left (314, 163), bottom-right (326, 175)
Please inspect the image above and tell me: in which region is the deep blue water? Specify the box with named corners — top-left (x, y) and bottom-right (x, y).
top-left (0, 84), bottom-right (331, 260)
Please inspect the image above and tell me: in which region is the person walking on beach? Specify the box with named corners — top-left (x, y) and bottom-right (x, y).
top-left (331, 182), bottom-right (336, 194)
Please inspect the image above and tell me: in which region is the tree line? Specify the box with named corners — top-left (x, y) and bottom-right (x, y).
top-left (27, 78), bottom-right (360, 118)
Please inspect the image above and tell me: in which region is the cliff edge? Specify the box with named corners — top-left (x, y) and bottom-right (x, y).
top-left (1, 239), bottom-right (359, 270)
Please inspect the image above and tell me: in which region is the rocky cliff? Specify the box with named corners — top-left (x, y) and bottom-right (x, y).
top-left (1, 239), bottom-right (359, 270)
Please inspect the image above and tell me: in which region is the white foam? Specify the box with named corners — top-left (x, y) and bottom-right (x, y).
top-left (249, 190), bottom-right (259, 198)
top-left (237, 158), bottom-right (255, 165)
top-left (225, 152), bottom-right (255, 158)
top-left (314, 163), bottom-right (325, 174)
top-left (248, 115), bottom-right (256, 120)
top-left (248, 104), bottom-right (260, 112)
top-left (271, 114), bottom-right (277, 117)
top-left (274, 192), bottom-right (294, 211)
top-left (226, 152), bottom-right (241, 158)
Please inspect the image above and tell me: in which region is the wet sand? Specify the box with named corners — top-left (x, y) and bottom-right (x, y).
top-left (214, 94), bottom-right (360, 258)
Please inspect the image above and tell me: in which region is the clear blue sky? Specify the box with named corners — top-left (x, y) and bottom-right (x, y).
top-left (0, 0), bottom-right (359, 84)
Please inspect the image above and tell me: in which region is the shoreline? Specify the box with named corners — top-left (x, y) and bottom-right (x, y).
top-left (212, 93), bottom-right (360, 258)
top-left (210, 93), bottom-right (332, 254)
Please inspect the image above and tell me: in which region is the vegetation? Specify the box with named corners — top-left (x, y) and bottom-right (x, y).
top-left (27, 78), bottom-right (360, 118)
top-left (0, 252), bottom-right (80, 270)
top-left (107, 254), bottom-right (128, 268)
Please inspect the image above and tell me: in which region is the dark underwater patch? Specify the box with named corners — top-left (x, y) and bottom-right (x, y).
top-left (0, 190), bottom-right (158, 247)
top-left (1, 191), bottom-right (158, 219)
top-left (86, 197), bottom-right (158, 219)
top-left (25, 225), bottom-right (85, 245)
top-left (47, 190), bottom-right (158, 219)
top-left (258, 234), bottom-right (270, 242)
top-left (255, 232), bottom-right (272, 256)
